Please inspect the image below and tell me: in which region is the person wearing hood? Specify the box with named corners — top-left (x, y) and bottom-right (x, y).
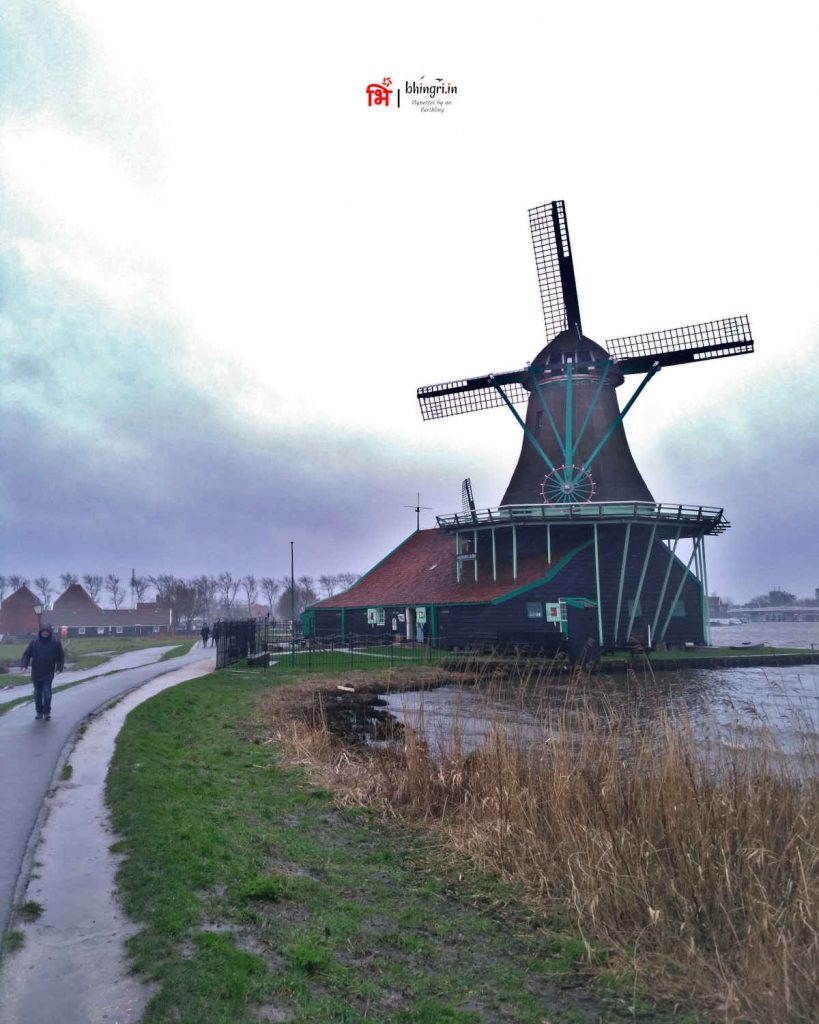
top-left (21, 625), bottom-right (65, 721)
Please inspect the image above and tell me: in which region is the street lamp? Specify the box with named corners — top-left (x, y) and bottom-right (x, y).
top-left (32, 602), bottom-right (43, 632)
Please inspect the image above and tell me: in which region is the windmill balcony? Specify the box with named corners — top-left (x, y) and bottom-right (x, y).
top-left (437, 501), bottom-right (729, 538)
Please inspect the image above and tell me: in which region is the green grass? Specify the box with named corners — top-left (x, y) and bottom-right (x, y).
top-left (159, 638), bottom-right (198, 660)
top-left (14, 900), bottom-right (43, 922)
top-left (106, 668), bottom-right (688, 1023)
top-left (60, 763), bottom-right (74, 781)
top-left (3, 930), bottom-right (25, 953)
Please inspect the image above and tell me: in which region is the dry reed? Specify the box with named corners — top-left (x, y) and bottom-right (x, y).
top-left (259, 659), bottom-right (819, 1023)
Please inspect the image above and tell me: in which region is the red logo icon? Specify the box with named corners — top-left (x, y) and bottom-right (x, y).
top-left (366, 77), bottom-right (393, 107)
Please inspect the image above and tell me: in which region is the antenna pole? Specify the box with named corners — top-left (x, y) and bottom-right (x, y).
top-left (404, 493), bottom-right (432, 531)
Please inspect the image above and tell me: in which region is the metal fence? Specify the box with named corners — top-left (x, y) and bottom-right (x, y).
top-left (214, 617), bottom-right (452, 672)
top-left (213, 617), bottom-right (577, 673)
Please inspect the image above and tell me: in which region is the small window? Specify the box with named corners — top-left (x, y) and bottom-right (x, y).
top-left (672, 600), bottom-right (686, 618)
top-left (535, 411), bottom-right (543, 432)
top-left (153, 625), bottom-right (160, 634)
top-left (376, 608), bottom-right (385, 626)
top-left (78, 627), bottom-right (86, 636)
top-left (116, 626), bottom-right (124, 634)
top-left (627, 599), bottom-right (642, 617)
top-left (97, 627), bottom-right (105, 635)
top-left (526, 601), bottom-right (544, 619)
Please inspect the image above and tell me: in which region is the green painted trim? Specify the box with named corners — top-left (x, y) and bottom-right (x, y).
top-left (574, 359), bottom-right (613, 456)
top-left (491, 539), bottom-right (595, 604)
top-left (430, 604), bottom-right (438, 643)
top-left (529, 372), bottom-right (563, 454)
top-left (493, 383), bottom-right (558, 475)
top-left (582, 363), bottom-right (660, 475)
top-left (565, 359), bottom-right (573, 466)
top-left (340, 607), bottom-right (346, 644)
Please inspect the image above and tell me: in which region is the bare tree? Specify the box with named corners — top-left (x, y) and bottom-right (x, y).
top-left (275, 575), bottom-right (317, 619)
top-left (217, 572), bottom-right (240, 612)
top-left (59, 573), bottom-right (79, 591)
top-left (173, 580), bottom-right (200, 629)
top-left (318, 574), bottom-right (340, 598)
top-left (260, 576), bottom-right (280, 615)
top-left (33, 576), bottom-right (53, 608)
top-left (194, 575), bottom-right (218, 619)
top-left (0, 575), bottom-right (6, 603)
top-left (8, 575), bottom-right (29, 592)
top-left (105, 573), bottom-right (125, 609)
top-left (147, 575), bottom-right (173, 605)
top-left (131, 575), bottom-right (150, 603)
top-left (242, 575), bottom-right (258, 615)
top-left (83, 574), bottom-right (104, 601)
top-left (336, 572), bottom-right (360, 591)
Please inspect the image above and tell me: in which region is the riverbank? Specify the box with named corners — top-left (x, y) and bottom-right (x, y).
top-left (603, 647), bottom-right (819, 672)
top-left (259, 665), bottom-right (818, 1024)
top-left (106, 667), bottom-right (687, 1023)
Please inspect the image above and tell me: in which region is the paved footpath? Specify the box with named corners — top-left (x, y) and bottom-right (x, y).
top-left (0, 644), bottom-right (215, 939)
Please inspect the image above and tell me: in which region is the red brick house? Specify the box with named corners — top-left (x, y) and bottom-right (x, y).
top-left (0, 585), bottom-right (40, 637)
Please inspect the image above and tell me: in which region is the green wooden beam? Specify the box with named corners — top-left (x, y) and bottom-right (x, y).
top-left (493, 383), bottom-right (559, 476)
top-left (582, 363), bottom-right (660, 475)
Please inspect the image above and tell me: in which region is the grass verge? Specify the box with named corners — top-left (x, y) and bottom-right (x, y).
top-left (107, 668), bottom-right (678, 1023)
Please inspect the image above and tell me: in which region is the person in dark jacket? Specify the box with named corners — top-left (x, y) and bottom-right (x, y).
top-left (200, 623), bottom-right (210, 647)
top-left (21, 625), bottom-right (65, 721)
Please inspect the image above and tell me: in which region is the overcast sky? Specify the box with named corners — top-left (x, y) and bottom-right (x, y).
top-left (1, 0), bottom-right (818, 604)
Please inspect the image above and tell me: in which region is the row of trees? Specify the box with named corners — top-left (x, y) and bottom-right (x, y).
top-left (0, 571), bottom-right (360, 625)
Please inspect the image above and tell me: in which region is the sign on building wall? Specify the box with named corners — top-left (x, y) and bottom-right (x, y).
top-left (546, 603), bottom-right (561, 622)
top-left (367, 608), bottom-right (378, 624)
top-left (415, 607), bottom-right (427, 624)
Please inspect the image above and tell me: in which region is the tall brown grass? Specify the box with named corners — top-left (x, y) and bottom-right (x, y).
top-left (260, 661), bottom-right (819, 1022)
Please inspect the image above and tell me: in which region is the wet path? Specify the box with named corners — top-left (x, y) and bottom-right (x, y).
top-left (0, 657), bottom-right (215, 1024)
top-left (0, 645), bottom-right (215, 939)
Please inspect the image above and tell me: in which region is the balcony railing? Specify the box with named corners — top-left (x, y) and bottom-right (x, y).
top-left (437, 501), bottom-right (729, 535)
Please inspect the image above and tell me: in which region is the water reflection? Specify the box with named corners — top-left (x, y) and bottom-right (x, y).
top-left (384, 626), bottom-right (819, 765)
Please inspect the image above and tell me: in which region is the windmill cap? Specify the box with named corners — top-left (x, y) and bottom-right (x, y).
top-left (527, 330), bottom-right (624, 386)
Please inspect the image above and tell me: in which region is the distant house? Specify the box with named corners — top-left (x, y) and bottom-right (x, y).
top-left (0, 585), bottom-right (40, 637)
top-left (46, 603), bottom-right (173, 638)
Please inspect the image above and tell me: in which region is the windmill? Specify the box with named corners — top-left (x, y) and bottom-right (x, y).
top-left (414, 201), bottom-right (754, 649)
top-left (418, 201), bottom-right (753, 506)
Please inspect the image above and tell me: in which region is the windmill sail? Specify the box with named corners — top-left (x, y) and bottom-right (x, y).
top-left (607, 316), bottom-right (753, 374)
top-left (417, 371), bottom-right (529, 420)
top-left (529, 201), bottom-right (582, 340)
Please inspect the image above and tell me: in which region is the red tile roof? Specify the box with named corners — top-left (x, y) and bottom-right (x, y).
top-left (311, 529), bottom-right (565, 609)
top-left (53, 583), bottom-right (101, 612)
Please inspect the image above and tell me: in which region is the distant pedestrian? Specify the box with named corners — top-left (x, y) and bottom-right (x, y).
top-left (21, 625), bottom-right (65, 722)
top-left (211, 623), bottom-right (221, 648)
top-left (201, 623), bottom-right (210, 648)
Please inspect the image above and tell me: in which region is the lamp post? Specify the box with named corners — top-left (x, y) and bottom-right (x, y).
top-left (32, 602), bottom-right (43, 632)
top-left (290, 541), bottom-right (296, 666)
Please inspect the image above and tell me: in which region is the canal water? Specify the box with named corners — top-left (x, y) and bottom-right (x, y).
top-left (382, 622), bottom-right (819, 761)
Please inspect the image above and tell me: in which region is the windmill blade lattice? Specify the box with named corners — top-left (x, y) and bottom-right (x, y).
top-left (417, 372), bottom-right (529, 420)
top-left (607, 316), bottom-right (753, 374)
top-left (529, 201), bottom-right (582, 341)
